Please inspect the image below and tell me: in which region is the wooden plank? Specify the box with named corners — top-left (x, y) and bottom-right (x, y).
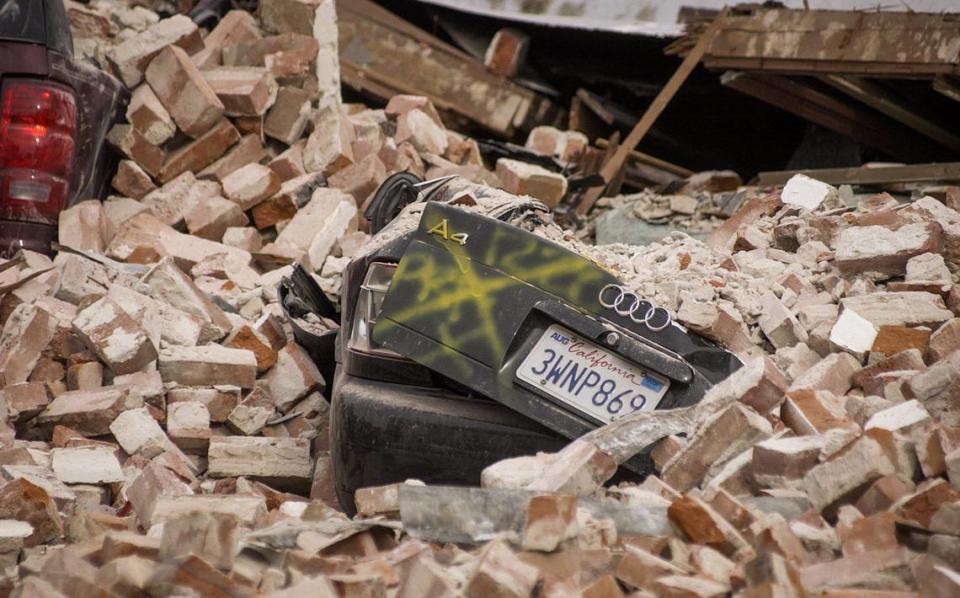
top-left (933, 75), bottom-right (960, 104)
top-left (705, 8), bottom-right (960, 74)
top-left (755, 162), bottom-right (960, 187)
top-left (821, 75), bottom-right (960, 152)
top-left (575, 9), bottom-right (728, 215)
top-left (336, 0), bottom-right (561, 137)
top-left (720, 72), bottom-right (942, 163)
top-left (594, 138), bottom-right (694, 178)
top-left (575, 89), bottom-right (615, 125)
top-left (703, 57), bottom-right (954, 78)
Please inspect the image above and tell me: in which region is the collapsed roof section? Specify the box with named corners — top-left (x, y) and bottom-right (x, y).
top-left (336, 0), bottom-right (564, 138)
top-left (686, 6), bottom-right (960, 166)
top-left (410, 0), bottom-right (960, 36)
top-left (704, 7), bottom-right (960, 76)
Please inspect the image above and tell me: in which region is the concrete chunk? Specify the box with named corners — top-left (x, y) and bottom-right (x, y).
top-left (830, 308), bottom-right (878, 356)
top-left (780, 174), bottom-right (837, 210)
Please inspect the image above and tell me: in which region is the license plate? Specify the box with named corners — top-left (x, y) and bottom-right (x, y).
top-left (516, 325), bottom-right (670, 424)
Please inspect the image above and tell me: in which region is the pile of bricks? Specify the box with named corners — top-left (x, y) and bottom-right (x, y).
top-left (469, 171), bottom-right (960, 596)
top-left (0, 0), bottom-right (948, 596)
top-left (68, 0), bottom-right (574, 295)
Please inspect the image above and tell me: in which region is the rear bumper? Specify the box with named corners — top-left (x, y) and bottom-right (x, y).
top-left (330, 368), bottom-right (567, 513)
top-left (0, 220), bottom-right (56, 257)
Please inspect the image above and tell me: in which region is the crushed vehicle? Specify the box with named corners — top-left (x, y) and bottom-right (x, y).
top-left (0, 0), bottom-right (124, 255)
top-left (327, 176), bottom-right (743, 511)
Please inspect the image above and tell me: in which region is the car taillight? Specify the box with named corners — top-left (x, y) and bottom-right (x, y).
top-left (0, 80), bottom-right (77, 224)
top-left (348, 262), bottom-right (406, 358)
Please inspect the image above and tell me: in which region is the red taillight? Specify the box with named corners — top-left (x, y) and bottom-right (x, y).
top-left (0, 80), bottom-right (77, 224)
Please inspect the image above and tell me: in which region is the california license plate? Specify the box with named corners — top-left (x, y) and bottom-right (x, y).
top-left (516, 324), bottom-right (670, 424)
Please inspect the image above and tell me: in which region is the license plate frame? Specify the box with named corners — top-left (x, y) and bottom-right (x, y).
top-left (515, 324), bottom-right (670, 425)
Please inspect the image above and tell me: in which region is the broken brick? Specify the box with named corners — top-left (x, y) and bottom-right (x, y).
top-left (496, 158), bottom-right (568, 208)
top-left (145, 45), bottom-right (225, 139)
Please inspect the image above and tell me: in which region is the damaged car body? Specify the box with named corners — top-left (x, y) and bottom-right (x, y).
top-left (330, 178), bottom-right (742, 511)
top-left (0, 0), bottom-right (125, 256)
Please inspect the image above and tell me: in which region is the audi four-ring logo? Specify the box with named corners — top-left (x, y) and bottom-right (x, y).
top-left (598, 284), bottom-right (673, 332)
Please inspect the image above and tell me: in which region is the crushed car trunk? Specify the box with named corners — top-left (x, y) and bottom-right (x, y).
top-left (371, 201), bottom-right (742, 474)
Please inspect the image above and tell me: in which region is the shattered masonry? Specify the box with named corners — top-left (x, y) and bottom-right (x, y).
top-left (0, 0), bottom-right (957, 596)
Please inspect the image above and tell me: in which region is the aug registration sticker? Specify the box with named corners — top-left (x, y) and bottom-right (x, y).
top-left (516, 324), bottom-right (670, 424)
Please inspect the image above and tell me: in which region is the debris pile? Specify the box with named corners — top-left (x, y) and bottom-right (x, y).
top-left (63, 0), bottom-right (587, 311)
top-left (0, 1), bottom-right (953, 596)
top-left (590, 169), bottom-right (747, 245)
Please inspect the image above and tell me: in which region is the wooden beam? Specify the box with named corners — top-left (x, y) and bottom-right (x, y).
top-left (335, 0), bottom-right (562, 137)
top-left (575, 9), bottom-right (728, 215)
top-left (720, 72), bottom-right (942, 163)
top-left (575, 89), bottom-right (615, 125)
top-left (755, 162), bottom-right (960, 187)
top-left (821, 75), bottom-right (960, 153)
top-left (933, 75), bottom-right (960, 105)
top-left (702, 8), bottom-right (960, 78)
top-left (703, 57), bottom-right (954, 78)
top-left (594, 138), bottom-right (694, 178)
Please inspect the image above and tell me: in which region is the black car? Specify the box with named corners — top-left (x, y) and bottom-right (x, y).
top-left (326, 177), bottom-right (742, 512)
top-left (0, 0), bottom-right (124, 255)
